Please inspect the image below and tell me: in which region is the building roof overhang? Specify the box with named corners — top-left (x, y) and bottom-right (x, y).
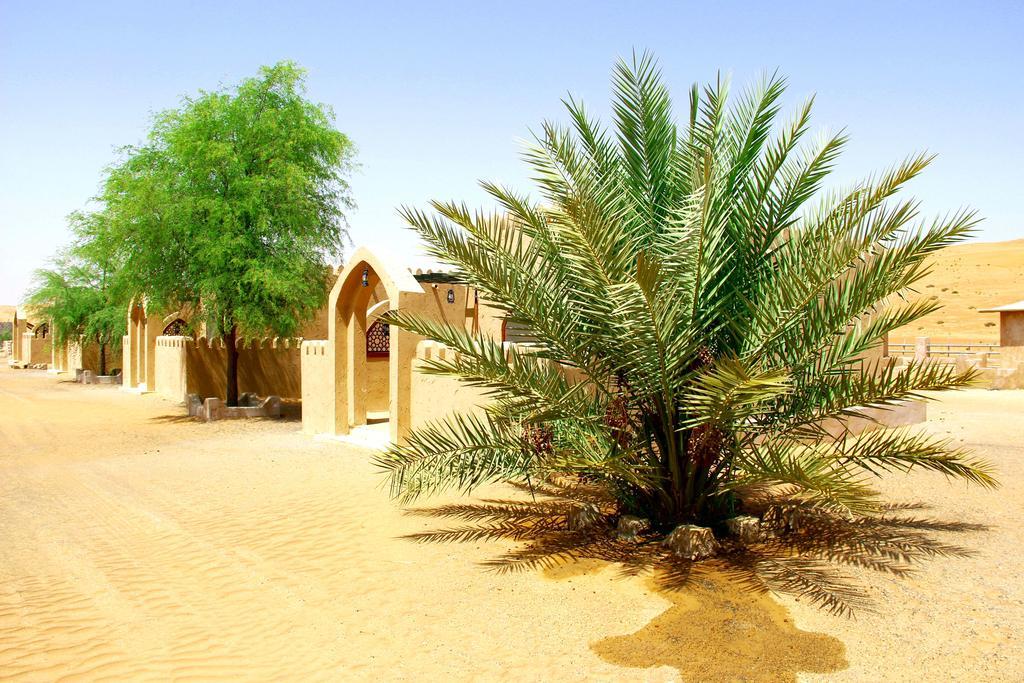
top-left (979, 300), bottom-right (1024, 313)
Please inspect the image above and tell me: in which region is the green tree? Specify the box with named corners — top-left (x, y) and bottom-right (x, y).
top-left (26, 211), bottom-right (125, 375)
top-left (378, 56), bottom-right (995, 532)
top-left (106, 61), bottom-right (355, 405)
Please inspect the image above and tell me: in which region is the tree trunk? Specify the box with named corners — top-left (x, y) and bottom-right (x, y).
top-left (99, 342), bottom-right (107, 376)
top-left (226, 324), bottom-right (239, 407)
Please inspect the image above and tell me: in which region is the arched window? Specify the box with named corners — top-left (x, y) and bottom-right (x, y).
top-left (162, 319), bottom-right (188, 336)
top-left (366, 319), bottom-right (390, 358)
top-left (35, 323), bottom-right (49, 338)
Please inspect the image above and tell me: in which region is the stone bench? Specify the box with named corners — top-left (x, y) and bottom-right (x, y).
top-left (187, 394), bottom-right (282, 422)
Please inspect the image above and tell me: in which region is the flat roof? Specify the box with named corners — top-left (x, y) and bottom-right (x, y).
top-left (979, 300), bottom-right (1024, 313)
top-left (413, 271), bottom-right (463, 284)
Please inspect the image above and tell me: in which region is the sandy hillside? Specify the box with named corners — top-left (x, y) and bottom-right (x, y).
top-left (890, 237), bottom-right (1024, 344)
top-left (0, 305), bottom-right (15, 324)
top-left (0, 367), bottom-right (1021, 681)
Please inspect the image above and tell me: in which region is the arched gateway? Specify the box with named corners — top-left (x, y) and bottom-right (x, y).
top-left (301, 246), bottom-right (500, 444)
top-left (123, 299), bottom-right (162, 391)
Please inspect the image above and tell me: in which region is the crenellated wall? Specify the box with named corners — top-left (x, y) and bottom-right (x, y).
top-left (55, 340), bottom-right (122, 375)
top-left (176, 336), bottom-right (304, 403)
top-left (20, 333), bottom-right (50, 367)
top-left (80, 343), bottom-right (122, 375)
top-left (155, 336), bottom-right (190, 403)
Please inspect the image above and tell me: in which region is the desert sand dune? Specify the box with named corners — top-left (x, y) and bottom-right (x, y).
top-left (891, 237), bottom-right (1024, 344)
top-left (0, 367), bottom-right (1021, 681)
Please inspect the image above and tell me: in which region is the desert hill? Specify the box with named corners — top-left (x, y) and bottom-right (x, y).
top-left (889, 237), bottom-right (1024, 344)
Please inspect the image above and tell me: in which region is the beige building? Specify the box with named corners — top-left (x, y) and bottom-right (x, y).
top-left (110, 251), bottom-right (495, 429)
top-left (979, 300), bottom-right (1024, 388)
top-left (123, 298), bottom-right (164, 391)
top-left (8, 306), bottom-right (122, 375)
top-left (49, 338), bottom-right (123, 376)
top-left (979, 300), bottom-right (1024, 348)
top-left (121, 280), bottom-right (335, 404)
top-left (300, 247), bottom-right (506, 444)
top-left (8, 307), bottom-right (50, 368)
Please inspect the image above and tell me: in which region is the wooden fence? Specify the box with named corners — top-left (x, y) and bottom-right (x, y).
top-left (889, 341), bottom-right (1001, 367)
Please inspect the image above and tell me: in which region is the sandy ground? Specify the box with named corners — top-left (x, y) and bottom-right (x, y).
top-left (0, 366), bottom-right (1022, 681)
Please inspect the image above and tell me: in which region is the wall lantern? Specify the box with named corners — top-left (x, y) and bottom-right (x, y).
top-left (447, 288), bottom-right (456, 304)
top-left (361, 267), bottom-right (369, 287)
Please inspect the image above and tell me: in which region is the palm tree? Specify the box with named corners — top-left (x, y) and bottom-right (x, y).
top-left (377, 54), bottom-right (995, 532)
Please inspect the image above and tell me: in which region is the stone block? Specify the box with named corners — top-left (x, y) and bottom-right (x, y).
top-left (566, 503), bottom-right (603, 532)
top-left (614, 515), bottom-right (650, 542)
top-left (724, 515), bottom-right (765, 545)
top-left (663, 524), bottom-right (719, 560)
top-left (261, 395), bottom-right (282, 417)
top-left (203, 397), bottom-right (222, 422)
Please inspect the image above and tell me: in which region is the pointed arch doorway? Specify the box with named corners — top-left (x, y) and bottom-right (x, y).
top-left (327, 247), bottom-right (427, 443)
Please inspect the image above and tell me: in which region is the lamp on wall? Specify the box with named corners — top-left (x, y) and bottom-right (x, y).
top-left (361, 267), bottom-right (369, 287)
top-left (447, 289), bottom-right (455, 304)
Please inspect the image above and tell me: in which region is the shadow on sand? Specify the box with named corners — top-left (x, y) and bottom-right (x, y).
top-left (403, 480), bottom-right (987, 681)
top-left (148, 414), bottom-right (197, 424)
top-left (147, 410), bottom-right (302, 425)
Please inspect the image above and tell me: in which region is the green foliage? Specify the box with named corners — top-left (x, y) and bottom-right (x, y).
top-left (377, 55), bottom-right (995, 528)
top-left (25, 210), bottom-right (126, 354)
top-left (101, 61), bottom-right (355, 402)
top-left (106, 61), bottom-right (354, 338)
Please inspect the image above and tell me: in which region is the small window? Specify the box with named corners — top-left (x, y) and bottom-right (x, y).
top-left (502, 319), bottom-right (537, 345)
top-left (366, 319), bottom-right (390, 358)
top-left (162, 319), bottom-right (188, 336)
top-left (35, 323), bottom-right (49, 338)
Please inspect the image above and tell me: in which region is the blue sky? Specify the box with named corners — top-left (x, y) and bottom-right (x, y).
top-left (2, 0), bottom-right (1022, 304)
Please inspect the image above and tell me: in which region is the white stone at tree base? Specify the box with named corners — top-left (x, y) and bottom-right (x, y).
top-left (725, 515), bottom-right (765, 544)
top-left (663, 524), bottom-right (719, 560)
top-left (566, 503), bottom-right (603, 531)
top-left (614, 515), bottom-right (650, 542)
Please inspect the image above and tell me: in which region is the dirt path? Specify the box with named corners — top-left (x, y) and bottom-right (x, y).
top-left (0, 367), bottom-right (1021, 681)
